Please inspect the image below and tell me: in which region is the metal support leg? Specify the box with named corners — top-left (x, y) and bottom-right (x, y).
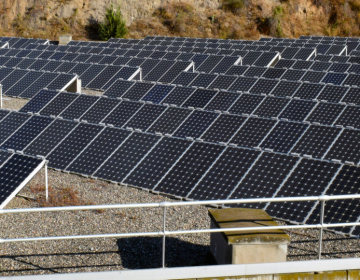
top-left (318, 200), bottom-right (325, 260)
top-left (162, 206), bottom-right (166, 268)
top-left (45, 163), bottom-right (49, 202)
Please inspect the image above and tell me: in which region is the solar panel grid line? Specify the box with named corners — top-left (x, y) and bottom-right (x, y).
top-left (226, 115), bottom-right (257, 145)
top-left (167, 108), bottom-right (197, 136)
top-left (263, 156), bottom-right (303, 210)
top-left (120, 135), bottom-right (164, 183)
top-left (90, 131), bottom-right (135, 179)
top-left (185, 145), bottom-right (229, 198)
top-left (197, 113), bottom-right (223, 140)
top-left (38, 91), bottom-right (80, 118)
top-left (225, 150), bottom-right (265, 199)
top-left (249, 95), bottom-right (272, 116)
top-left (302, 163), bottom-right (344, 224)
top-left (63, 125), bottom-right (108, 173)
top-left (300, 100), bottom-right (321, 121)
top-left (0, 151), bottom-right (13, 168)
top-left (321, 127), bottom-right (345, 160)
top-left (331, 104), bottom-right (350, 126)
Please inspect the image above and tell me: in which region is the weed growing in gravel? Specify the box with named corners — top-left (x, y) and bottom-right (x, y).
top-left (32, 186), bottom-right (91, 208)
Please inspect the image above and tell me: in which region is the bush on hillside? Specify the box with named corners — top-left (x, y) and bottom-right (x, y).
top-left (98, 4), bottom-right (127, 41)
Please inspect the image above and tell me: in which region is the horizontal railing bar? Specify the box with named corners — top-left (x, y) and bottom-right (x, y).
top-left (2, 194), bottom-right (360, 215)
top-left (1, 222), bottom-right (359, 244)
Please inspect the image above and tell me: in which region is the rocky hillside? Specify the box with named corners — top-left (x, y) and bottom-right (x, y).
top-left (1, 0), bottom-right (360, 40)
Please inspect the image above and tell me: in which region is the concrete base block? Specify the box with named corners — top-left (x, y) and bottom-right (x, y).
top-left (59, 34), bottom-right (72, 45)
top-left (209, 208), bottom-right (290, 265)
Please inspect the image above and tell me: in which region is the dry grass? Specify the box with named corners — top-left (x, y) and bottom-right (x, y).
top-left (30, 184), bottom-right (92, 208)
top-left (2, 0), bottom-right (360, 41)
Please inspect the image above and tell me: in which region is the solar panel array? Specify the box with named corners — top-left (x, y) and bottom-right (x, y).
top-left (2, 34), bottom-right (360, 236)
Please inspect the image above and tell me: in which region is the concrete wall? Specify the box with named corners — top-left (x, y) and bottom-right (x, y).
top-left (178, 269), bottom-right (360, 280)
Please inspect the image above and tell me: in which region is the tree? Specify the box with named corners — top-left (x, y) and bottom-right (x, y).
top-left (99, 4), bottom-right (128, 41)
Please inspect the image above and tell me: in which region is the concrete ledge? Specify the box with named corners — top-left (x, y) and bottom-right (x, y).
top-left (4, 259), bottom-right (360, 280)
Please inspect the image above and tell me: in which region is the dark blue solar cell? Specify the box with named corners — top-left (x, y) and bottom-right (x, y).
top-left (19, 89), bottom-right (58, 114)
top-left (321, 72), bottom-right (347, 85)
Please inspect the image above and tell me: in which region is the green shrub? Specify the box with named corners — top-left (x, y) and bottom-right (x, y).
top-left (99, 4), bottom-right (127, 41)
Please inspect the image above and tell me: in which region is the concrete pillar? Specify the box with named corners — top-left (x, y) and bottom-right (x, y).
top-left (59, 34), bottom-right (72, 45)
top-left (208, 208), bottom-right (290, 265)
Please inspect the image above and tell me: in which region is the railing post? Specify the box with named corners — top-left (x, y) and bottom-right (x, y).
top-left (318, 199), bottom-right (325, 260)
top-left (162, 205), bottom-right (166, 268)
top-left (45, 162), bottom-right (49, 202)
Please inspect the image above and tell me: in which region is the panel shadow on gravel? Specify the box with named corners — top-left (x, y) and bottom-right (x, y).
top-left (117, 237), bottom-right (210, 269)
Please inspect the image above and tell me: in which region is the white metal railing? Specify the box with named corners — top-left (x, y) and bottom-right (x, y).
top-left (1, 194), bottom-right (360, 268)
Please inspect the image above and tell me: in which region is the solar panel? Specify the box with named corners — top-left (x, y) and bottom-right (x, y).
top-left (321, 72), bottom-right (347, 85)
top-left (253, 52), bottom-right (279, 67)
top-left (253, 96), bottom-right (289, 118)
top-left (124, 104), bottom-right (166, 131)
top-left (324, 129), bottom-right (360, 164)
top-left (270, 80), bottom-right (301, 97)
top-left (249, 79), bottom-right (278, 94)
top-left (293, 83), bottom-right (324, 99)
top-left (153, 142), bottom-right (225, 197)
top-left (93, 133), bottom-right (160, 182)
top-left (0, 112), bottom-right (31, 144)
top-left (87, 65), bottom-right (121, 90)
top-left (279, 99), bottom-right (317, 122)
top-left (19, 89), bottom-right (58, 114)
top-left (147, 107), bottom-right (192, 135)
top-left (307, 165), bottom-right (360, 233)
top-left (181, 88), bottom-right (217, 108)
top-left (281, 47), bottom-right (300, 59)
top-left (0, 154), bottom-right (43, 209)
top-left (260, 121), bottom-right (309, 153)
top-left (225, 65), bottom-right (249, 76)
top-left (305, 103), bottom-right (345, 125)
top-left (341, 87), bottom-right (360, 105)
top-left (201, 114), bottom-right (246, 143)
top-left (211, 56), bottom-right (239, 74)
top-left (139, 59), bottom-right (161, 76)
top-left (158, 61), bottom-right (193, 84)
top-left (228, 94), bottom-right (265, 115)
top-left (103, 80), bottom-right (135, 98)
top-left (293, 48), bottom-right (316, 60)
top-left (328, 63), bottom-right (350, 73)
top-left (204, 91), bottom-right (240, 112)
top-left (1, 69), bottom-right (29, 92)
top-left (80, 98), bottom-right (120, 124)
top-left (141, 84), bottom-right (174, 104)
top-left (291, 125), bottom-right (342, 158)
top-left (39, 92), bottom-right (78, 117)
top-left (66, 127), bottom-right (131, 175)
top-left (207, 75), bottom-right (237, 90)
top-left (16, 58), bottom-right (36, 69)
top-left (0, 116), bottom-right (53, 151)
top-left (242, 51), bottom-right (263, 65)
top-left (267, 159), bottom-right (340, 223)
top-left (47, 123), bottom-right (104, 170)
top-left (5, 71), bottom-right (42, 97)
top-left (80, 64), bottom-right (107, 87)
top-left (123, 137), bottom-right (191, 190)
top-left (342, 74), bottom-right (360, 87)
top-left (229, 152), bottom-right (299, 209)
top-left (0, 110), bottom-right (10, 122)
top-left (316, 85), bottom-right (349, 102)
top-left (262, 68), bottom-right (286, 79)
top-left (103, 101), bottom-right (143, 128)
top-left (292, 60), bottom-right (313, 70)
top-left (67, 63), bottom-right (92, 76)
top-left (228, 77), bottom-right (257, 92)
top-left (335, 106), bottom-right (360, 129)
top-left (172, 72), bottom-right (199, 86)
top-left (196, 55), bottom-right (223, 73)
top-left (310, 61), bottom-right (331, 71)
top-left (173, 110), bottom-right (219, 139)
top-left (243, 66), bottom-right (267, 77)
top-left (144, 60), bottom-right (175, 82)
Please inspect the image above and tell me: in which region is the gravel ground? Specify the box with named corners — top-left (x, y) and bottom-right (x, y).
top-left (1, 97), bottom-right (360, 277)
top-left (2, 96), bottom-right (28, 110)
